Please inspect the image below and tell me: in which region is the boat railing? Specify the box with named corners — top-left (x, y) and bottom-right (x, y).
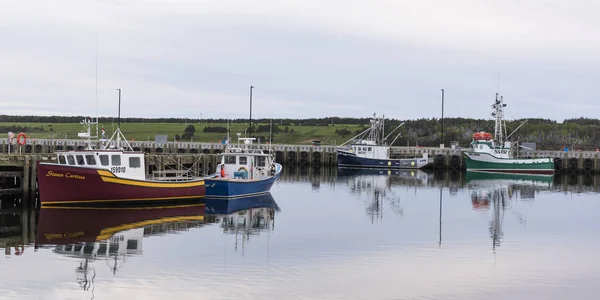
top-left (149, 170), bottom-right (196, 181)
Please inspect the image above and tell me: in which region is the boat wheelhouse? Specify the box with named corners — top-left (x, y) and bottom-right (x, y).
top-left (336, 113), bottom-right (430, 169)
top-left (205, 134), bottom-right (282, 198)
top-left (37, 92), bottom-right (209, 206)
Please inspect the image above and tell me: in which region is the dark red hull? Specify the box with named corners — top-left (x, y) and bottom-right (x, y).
top-left (35, 204), bottom-right (205, 245)
top-left (37, 163), bottom-right (206, 206)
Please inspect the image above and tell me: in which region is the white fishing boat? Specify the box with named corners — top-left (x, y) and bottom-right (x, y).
top-left (336, 113), bottom-right (430, 169)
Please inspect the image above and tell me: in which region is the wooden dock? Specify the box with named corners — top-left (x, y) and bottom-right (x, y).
top-left (2, 138), bottom-right (600, 171)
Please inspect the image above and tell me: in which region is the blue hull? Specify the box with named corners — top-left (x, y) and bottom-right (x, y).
top-left (337, 150), bottom-right (429, 169)
top-left (204, 163), bottom-right (282, 198)
top-left (205, 192), bottom-right (280, 215)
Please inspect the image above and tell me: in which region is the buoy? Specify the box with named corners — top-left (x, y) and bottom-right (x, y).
top-left (473, 131), bottom-right (493, 140)
top-left (16, 132), bottom-right (26, 145)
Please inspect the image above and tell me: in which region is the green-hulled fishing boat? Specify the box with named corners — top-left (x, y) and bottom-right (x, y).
top-left (462, 93), bottom-right (555, 175)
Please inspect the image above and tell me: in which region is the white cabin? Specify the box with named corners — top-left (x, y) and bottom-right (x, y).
top-left (216, 136), bottom-right (276, 180)
top-left (55, 150), bottom-right (147, 180)
top-left (48, 117), bottom-right (149, 180)
top-left (53, 227), bottom-right (144, 258)
top-left (349, 140), bottom-right (390, 160)
top-left (469, 139), bottom-right (512, 159)
top-left (217, 152), bottom-right (274, 180)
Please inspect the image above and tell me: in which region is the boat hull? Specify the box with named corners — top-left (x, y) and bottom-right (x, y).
top-left (337, 150), bottom-right (429, 169)
top-left (462, 151), bottom-right (555, 174)
top-left (204, 163), bottom-right (282, 198)
top-left (205, 192), bottom-right (279, 215)
top-left (37, 163), bottom-right (207, 206)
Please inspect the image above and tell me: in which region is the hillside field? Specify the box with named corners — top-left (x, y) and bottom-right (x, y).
top-left (0, 122), bottom-right (365, 145)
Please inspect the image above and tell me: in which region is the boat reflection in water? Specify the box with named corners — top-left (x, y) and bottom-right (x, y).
top-left (465, 171), bottom-right (554, 250)
top-left (35, 202), bottom-right (206, 291)
top-left (337, 168), bottom-right (431, 222)
top-left (205, 193), bottom-right (279, 252)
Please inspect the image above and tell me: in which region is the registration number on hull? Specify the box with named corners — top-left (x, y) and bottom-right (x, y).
top-left (111, 166), bottom-right (127, 173)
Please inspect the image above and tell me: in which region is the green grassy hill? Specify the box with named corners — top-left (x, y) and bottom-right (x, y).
top-left (0, 122), bottom-right (364, 145)
top-left (3, 116), bottom-right (600, 150)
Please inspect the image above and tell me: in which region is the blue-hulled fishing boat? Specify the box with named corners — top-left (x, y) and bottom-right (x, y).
top-left (336, 113), bottom-right (431, 169)
top-left (204, 133), bottom-right (282, 198)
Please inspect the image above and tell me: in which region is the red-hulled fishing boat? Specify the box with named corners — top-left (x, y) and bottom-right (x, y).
top-left (37, 91), bottom-right (212, 207)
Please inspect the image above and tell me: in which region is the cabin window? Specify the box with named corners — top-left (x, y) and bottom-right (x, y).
top-left (224, 156), bottom-right (237, 164)
top-left (129, 157), bottom-right (141, 168)
top-left (239, 156), bottom-right (248, 165)
top-left (85, 155), bottom-right (96, 165)
top-left (58, 155), bottom-right (66, 165)
top-left (67, 155), bottom-right (76, 165)
top-left (256, 156), bottom-right (267, 167)
top-left (99, 155), bottom-right (109, 166)
top-left (76, 155), bottom-right (85, 165)
top-left (111, 155), bottom-right (121, 166)
top-left (368, 147), bottom-right (372, 151)
top-left (127, 239), bottom-right (138, 250)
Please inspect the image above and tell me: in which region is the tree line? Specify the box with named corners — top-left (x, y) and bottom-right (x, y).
top-left (378, 118), bottom-right (600, 150)
top-left (3, 114), bottom-right (600, 149)
top-left (0, 115), bottom-right (373, 125)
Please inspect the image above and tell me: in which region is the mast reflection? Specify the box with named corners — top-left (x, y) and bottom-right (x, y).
top-left (35, 203), bottom-right (206, 294)
top-left (337, 168), bottom-right (431, 222)
top-left (466, 171), bottom-right (554, 251)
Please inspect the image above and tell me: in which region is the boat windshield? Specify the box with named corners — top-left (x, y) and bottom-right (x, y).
top-left (224, 155), bottom-right (237, 164)
top-left (256, 156), bottom-right (267, 167)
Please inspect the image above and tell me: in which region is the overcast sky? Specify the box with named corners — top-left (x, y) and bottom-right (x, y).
top-left (1, 0), bottom-right (599, 121)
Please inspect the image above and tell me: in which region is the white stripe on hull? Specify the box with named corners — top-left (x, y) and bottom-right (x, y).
top-left (463, 152), bottom-right (553, 164)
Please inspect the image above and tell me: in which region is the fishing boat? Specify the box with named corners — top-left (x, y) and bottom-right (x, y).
top-left (37, 90), bottom-right (210, 207)
top-left (204, 132), bottom-right (283, 198)
top-left (336, 113), bottom-right (430, 169)
top-left (461, 93), bottom-right (555, 175)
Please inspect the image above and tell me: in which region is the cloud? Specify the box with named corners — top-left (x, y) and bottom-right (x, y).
top-left (1, 0), bottom-right (599, 121)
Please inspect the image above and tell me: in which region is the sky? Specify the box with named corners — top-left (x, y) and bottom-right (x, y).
top-left (1, 0), bottom-right (599, 121)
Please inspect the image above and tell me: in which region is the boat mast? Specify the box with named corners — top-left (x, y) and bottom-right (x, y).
top-left (368, 113), bottom-right (377, 143)
top-left (116, 88), bottom-right (121, 149)
top-left (269, 119), bottom-right (273, 157)
top-left (492, 93), bottom-right (507, 145)
top-left (102, 88), bottom-right (133, 151)
top-left (381, 114), bottom-right (385, 145)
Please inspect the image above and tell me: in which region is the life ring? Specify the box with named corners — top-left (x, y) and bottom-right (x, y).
top-left (16, 132), bottom-right (26, 146)
top-left (238, 166), bottom-right (248, 172)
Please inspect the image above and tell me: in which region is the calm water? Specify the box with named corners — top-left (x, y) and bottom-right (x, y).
top-left (1, 168), bottom-right (600, 300)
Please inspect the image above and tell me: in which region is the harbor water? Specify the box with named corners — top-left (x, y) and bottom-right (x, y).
top-left (1, 168), bottom-right (600, 299)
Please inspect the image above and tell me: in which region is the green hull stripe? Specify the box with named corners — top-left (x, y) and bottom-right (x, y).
top-left (463, 154), bottom-right (555, 171)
